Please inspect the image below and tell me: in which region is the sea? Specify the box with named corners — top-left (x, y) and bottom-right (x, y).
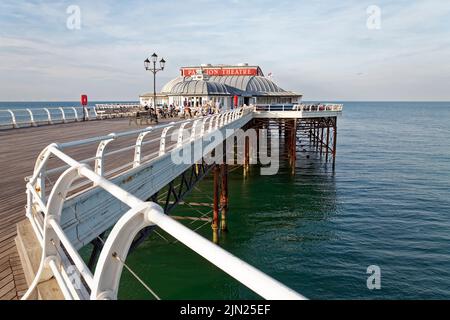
top-left (1, 101), bottom-right (449, 300)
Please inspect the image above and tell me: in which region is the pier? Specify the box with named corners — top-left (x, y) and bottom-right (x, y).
top-left (0, 104), bottom-right (342, 300)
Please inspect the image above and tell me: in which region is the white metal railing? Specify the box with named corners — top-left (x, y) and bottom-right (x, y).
top-left (23, 106), bottom-right (305, 300)
top-left (25, 108), bottom-right (248, 197)
top-left (0, 106), bottom-right (139, 130)
top-left (0, 107), bottom-right (95, 129)
top-left (255, 103), bottom-right (344, 112)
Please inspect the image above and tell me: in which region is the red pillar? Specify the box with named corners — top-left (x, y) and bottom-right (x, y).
top-left (220, 164), bottom-right (228, 231)
top-left (212, 165), bottom-right (220, 243)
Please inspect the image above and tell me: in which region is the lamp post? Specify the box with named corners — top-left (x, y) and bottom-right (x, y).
top-left (144, 53), bottom-right (166, 123)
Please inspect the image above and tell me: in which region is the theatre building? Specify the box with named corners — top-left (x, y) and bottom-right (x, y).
top-left (140, 64), bottom-right (302, 109)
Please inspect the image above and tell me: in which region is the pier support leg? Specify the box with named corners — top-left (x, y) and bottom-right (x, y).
top-left (333, 117), bottom-right (337, 168)
top-left (220, 164), bottom-right (229, 232)
top-left (244, 136), bottom-right (250, 178)
top-left (315, 120), bottom-right (319, 150)
top-left (279, 121), bottom-right (282, 138)
top-left (212, 164), bottom-right (220, 243)
top-left (320, 126), bottom-right (324, 156)
top-left (326, 124), bottom-right (330, 162)
top-left (291, 120), bottom-right (297, 174)
top-left (285, 121), bottom-right (291, 166)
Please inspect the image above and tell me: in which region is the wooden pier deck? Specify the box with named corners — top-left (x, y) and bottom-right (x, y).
top-left (0, 118), bottom-right (163, 300)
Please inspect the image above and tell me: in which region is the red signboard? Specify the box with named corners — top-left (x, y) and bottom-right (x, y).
top-left (234, 95), bottom-right (239, 107)
top-left (81, 94), bottom-right (88, 106)
top-left (181, 67), bottom-right (259, 77)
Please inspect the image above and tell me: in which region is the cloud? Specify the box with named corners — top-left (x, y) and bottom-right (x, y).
top-left (0, 0), bottom-right (449, 101)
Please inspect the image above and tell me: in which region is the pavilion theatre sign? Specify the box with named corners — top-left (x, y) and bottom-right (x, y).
top-left (181, 67), bottom-right (261, 77)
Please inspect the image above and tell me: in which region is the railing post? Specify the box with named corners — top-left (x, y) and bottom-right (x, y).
top-left (215, 115), bottom-right (220, 129)
top-left (159, 125), bottom-right (175, 156)
top-left (133, 127), bottom-right (153, 168)
top-left (71, 107), bottom-right (79, 121)
top-left (177, 123), bottom-right (189, 148)
top-left (91, 202), bottom-right (164, 300)
top-left (201, 117), bottom-right (209, 137)
top-left (26, 108), bottom-right (37, 126)
top-left (59, 107), bottom-right (67, 123)
top-left (8, 110), bottom-right (18, 128)
top-left (208, 115), bottom-right (216, 133)
top-left (95, 134), bottom-right (116, 176)
top-left (219, 114), bottom-right (225, 127)
top-left (191, 119), bottom-right (200, 141)
top-left (44, 108), bottom-right (53, 124)
top-left (228, 111), bottom-right (233, 123)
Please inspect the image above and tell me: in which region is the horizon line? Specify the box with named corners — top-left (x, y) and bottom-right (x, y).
top-left (0, 100), bottom-right (449, 103)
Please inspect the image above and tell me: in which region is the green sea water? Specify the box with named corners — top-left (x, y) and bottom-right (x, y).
top-left (117, 102), bottom-right (450, 300)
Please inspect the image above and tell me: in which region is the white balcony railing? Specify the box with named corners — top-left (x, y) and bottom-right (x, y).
top-left (255, 103), bottom-right (344, 112)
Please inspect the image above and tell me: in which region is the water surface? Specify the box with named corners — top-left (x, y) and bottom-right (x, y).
top-left (118, 102), bottom-right (450, 300)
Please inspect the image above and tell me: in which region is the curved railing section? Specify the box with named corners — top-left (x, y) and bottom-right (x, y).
top-left (22, 106), bottom-right (305, 300)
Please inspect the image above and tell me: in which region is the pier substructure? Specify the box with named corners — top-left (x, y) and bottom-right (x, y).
top-left (307, 117), bottom-right (338, 166)
top-left (86, 159), bottom-right (215, 268)
top-left (251, 117), bottom-right (338, 169)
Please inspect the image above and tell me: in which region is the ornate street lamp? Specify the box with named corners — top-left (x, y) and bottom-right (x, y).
top-left (144, 52), bottom-right (166, 123)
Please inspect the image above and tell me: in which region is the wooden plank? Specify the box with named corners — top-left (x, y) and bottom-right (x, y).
top-left (0, 289), bottom-right (17, 300)
top-left (0, 280), bottom-right (15, 297)
top-left (0, 274), bottom-right (13, 290)
top-left (0, 267), bottom-right (11, 281)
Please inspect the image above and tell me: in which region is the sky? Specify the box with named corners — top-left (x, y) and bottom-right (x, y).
top-left (0, 0), bottom-right (449, 101)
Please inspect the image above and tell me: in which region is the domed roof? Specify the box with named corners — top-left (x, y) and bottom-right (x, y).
top-left (247, 76), bottom-right (284, 93)
top-left (169, 80), bottom-right (233, 96)
top-left (208, 76), bottom-right (289, 95)
top-left (160, 75), bottom-right (300, 97)
top-left (161, 76), bottom-right (185, 94)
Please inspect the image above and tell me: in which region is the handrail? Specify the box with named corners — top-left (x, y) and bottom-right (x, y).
top-left (254, 103), bottom-right (344, 112)
top-left (21, 106), bottom-right (306, 300)
top-left (23, 108), bottom-right (253, 189)
top-left (0, 106), bottom-right (140, 130)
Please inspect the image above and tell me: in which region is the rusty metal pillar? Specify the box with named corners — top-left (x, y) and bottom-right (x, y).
top-left (291, 119), bottom-right (297, 174)
top-left (326, 123), bottom-right (330, 162)
top-left (320, 125), bottom-right (324, 156)
top-left (315, 120), bottom-right (319, 150)
top-left (244, 135), bottom-right (250, 178)
top-left (220, 164), bottom-right (229, 231)
top-left (333, 117), bottom-right (337, 167)
top-left (287, 121), bottom-right (292, 166)
top-left (212, 164), bottom-right (220, 243)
